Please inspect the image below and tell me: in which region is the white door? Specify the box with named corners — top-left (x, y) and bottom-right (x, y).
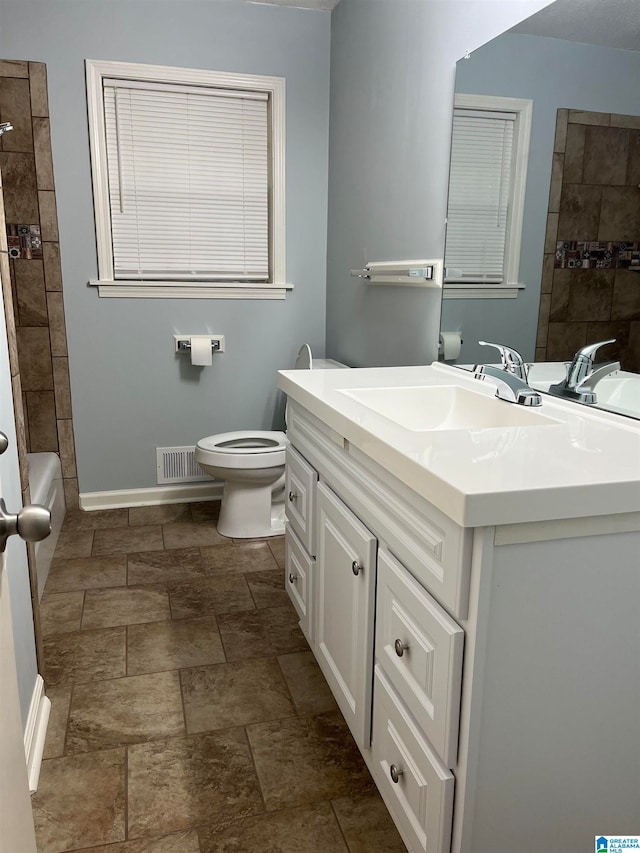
top-left (314, 481), bottom-right (377, 750)
top-left (0, 297), bottom-right (38, 851)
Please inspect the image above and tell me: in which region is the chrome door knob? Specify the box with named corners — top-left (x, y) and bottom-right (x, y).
top-left (0, 431), bottom-right (8, 455)
top-left (389, 764), bottom-right (403, 784)
top-left (351, 560), bottom-right (363, 576)
top-left (394, 639), bottom-right (409, 657)
top-left (0, 499), bottom-right (51, 553)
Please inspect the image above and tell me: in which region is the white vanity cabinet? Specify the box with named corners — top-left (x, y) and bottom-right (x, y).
top-left (282, 394), bottom-right (640, 853)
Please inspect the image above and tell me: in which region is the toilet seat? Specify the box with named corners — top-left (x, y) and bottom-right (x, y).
top-left (195, 430), bottom-right (287, 470)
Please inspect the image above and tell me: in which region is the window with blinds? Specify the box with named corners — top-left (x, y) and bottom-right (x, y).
top-left (444, 95), bottom-right (531, 298)
top-left (86, 61), bottom-right (286, 298)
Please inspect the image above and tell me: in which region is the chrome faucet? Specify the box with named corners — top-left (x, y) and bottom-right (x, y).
top-left (549, 339), bottom-right (620, 404)
top-left (473, 364), bottom-right (543, 406)
top-left (478, 340), bottom-right (530, 381)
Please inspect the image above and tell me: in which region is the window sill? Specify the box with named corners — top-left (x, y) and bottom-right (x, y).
top-left (90, 281), bottom-right (294, 299)
top-left (443, 283), bottom-right (525, 300)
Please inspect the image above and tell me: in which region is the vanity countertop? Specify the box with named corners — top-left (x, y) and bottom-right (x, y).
top-left (278, 363), bottom-right (640, 528)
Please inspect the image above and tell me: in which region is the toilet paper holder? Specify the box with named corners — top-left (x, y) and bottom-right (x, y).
top-left (174, 335), bottom-right (225, 354)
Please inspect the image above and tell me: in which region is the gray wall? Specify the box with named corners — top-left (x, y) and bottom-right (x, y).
top-left (325, 0), bottom-right (555, 368)
top-left (0, 0), bottom-right (331, 494)
top-left (441, 33), bottom-right (640, 365)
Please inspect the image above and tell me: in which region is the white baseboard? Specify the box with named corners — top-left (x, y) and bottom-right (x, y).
top-left (24, 675), bottom-right (50, 794)
top-left (79, 481), bottom-right (224, 511)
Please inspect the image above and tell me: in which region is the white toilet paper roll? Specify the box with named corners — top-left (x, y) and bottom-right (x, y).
top-left (439, 331), bottom-right (462, 361)
top-left (190, 336), bottom-right (212, 366)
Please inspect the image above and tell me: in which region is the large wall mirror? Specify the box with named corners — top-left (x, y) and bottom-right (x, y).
top-left (440, 0), bottom-right (640, 419)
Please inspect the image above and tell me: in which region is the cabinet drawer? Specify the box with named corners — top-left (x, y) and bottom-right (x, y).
top-left (285, 525), bottom-right (314, 643)
top-left (376, 548), bottom-right (463, 768)
top-left (285, 445), bottom-right (318, 556)
top-left (372, 667), bottom-right (454, 853)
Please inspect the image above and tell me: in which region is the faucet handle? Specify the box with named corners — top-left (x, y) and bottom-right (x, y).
top-left (478, 341), bottom-right (527, 379)
top-left (574, 339), bottom-right (616, 364)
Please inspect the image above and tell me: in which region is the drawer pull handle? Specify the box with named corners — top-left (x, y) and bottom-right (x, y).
top-left (351, 560), bottom-right (363, 576)
top-left (288, 491), bottom-right (297, 502)
top-left (394, 639), bottom-right (409, 657)
top-left (288, 573), bottom-right (298, 583)
top-left (389, 764), bottom-right (403, 784)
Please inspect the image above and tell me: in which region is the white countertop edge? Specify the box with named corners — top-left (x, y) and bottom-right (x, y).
top-left (278, 363), bottom-right (640, 528)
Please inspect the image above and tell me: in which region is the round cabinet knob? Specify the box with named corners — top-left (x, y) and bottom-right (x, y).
top-left (288, 572), bottom-right (298, 584)
top-left (389, 764), bottom-right (403, 784)
top-left (351, 560), bottom-right (363, 576)
top-left (288, 491), bottom-right (297, 502)
top-left (394, 639), bottom-right (409, 657)
top-left (0, 431), bottom-right (8, 455)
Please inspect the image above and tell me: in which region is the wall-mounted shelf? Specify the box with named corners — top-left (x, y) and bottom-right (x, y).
top-left (350, 259), bottom-right (443, 288)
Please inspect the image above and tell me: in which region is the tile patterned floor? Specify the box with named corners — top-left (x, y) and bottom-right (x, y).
top-left (34, 501), bottom-right (407, 853)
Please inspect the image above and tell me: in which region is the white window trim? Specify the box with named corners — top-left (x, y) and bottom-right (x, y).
top-left (86, 59), bottom-right (290, 299)
top-left (443, 93), bottom-right (532, 300)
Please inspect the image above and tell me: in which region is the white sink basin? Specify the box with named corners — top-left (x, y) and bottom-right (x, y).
top-left (339, 385), bottom-right (560, 431)
top-left (592, 375), bottom-right (640, 418)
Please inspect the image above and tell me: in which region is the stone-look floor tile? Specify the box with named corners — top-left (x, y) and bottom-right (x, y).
top-left (43, 686), bottom-right (72, 759)
top-left (93, 524), bottom-right (164, 556)
top-left (44, 627), bottom-right (126, 686)
top-left (198, 802), bottom-right (348, 852)
top-left (278, 651), bottom-right (338, 716)
top-left (127, 730), bottom-right (264, 838)
top-left (267, 536), bottom-right (285, 569)
top-left (129, 503), bottom-right (192, 526)
top-left (247, 713), bottom-right (375, 811)
top-left (181, 658), bottom-right (295, 733)
top-left (40, 590), bottom-right (84, 635)
top-left (128, 548), bottom-right (207, 586)
top-left (48, 529), bottom-right (94, 560)
top-left (0, 150), bottom-right (39, 221)
top-left (201, 541), bottom-right (278, 575)
top-left (189, 500), bottom-right (221, 523)
top-left (73, 831), bottom-right (201, 853)
top-left (127, 617), bottom-right (225, 675)
top-left (25, 390), bottom-right (58, 451)
top-left (332, 794), bottom-right (408, 852)
top-left (63, 507), bottom-right (129, 532)
top-left (246, 569), bottom-right (288, 609)
top-left (217, 605), bottom-right (308, 662)
top-left (163, 521), bottom-right (229, 549)
top-left (82, 587), bottom-right (171, 629)
top-left (66, 671), bottom-right (185, 753)
top-left (168, 574), bottom-right (254, 619)
top-left (44, 554), bottom-right (127, 593)
top-left (32, 748), bottom-right (126, 852)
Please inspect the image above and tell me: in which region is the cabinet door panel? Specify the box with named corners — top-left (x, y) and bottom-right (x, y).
top-left (315, 481), bottom-right (377, 750)
top-left (285, 525), bottom-right (314, 643)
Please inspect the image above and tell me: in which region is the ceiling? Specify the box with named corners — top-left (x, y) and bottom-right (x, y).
top-left (245, 0), bottom-right (340, 10)
top-left (511, 0), bottom-right (640, 52)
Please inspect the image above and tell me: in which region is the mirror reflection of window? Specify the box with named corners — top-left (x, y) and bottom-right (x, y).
top-left (444, 94), bottom-right (532, 299)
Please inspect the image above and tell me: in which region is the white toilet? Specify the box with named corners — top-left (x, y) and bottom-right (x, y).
top-left (195, 345), bottom-right (347, 539)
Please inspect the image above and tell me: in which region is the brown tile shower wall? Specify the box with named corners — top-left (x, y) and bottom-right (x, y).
top-left (537, 109), bottom-right (640, 371)
top-left (0, 59), bottom-right (78, 507)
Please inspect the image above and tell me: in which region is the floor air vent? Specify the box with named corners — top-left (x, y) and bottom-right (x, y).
top-left (156, 446), bottom-right (210, 484)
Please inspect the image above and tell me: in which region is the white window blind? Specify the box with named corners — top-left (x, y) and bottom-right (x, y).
top-left (103, 79), bottom-right (269, 282)
top-left (445, 109), bottom-right (516, 284)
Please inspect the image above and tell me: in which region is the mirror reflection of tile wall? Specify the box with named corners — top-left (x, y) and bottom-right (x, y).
top-left (0, 59), bottom-right (78, 507)
top-left (537, 108), bottom-right (640, 371)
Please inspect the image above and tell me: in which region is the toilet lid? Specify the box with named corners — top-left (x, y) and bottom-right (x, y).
top-left (294, 344), bottom-right (313, 370)
top-left (197, 430), bottom-right (287, 455)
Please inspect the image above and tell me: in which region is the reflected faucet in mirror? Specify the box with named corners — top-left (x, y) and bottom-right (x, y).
top-left (548, 339), bottom-right (621, 405)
